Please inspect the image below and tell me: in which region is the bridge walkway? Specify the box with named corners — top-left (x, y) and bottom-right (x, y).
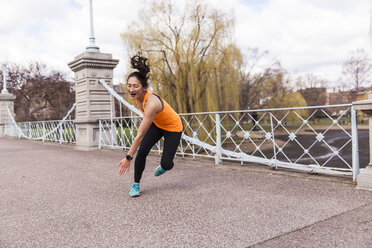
top-left (1, 137), bottom-right (372, 247)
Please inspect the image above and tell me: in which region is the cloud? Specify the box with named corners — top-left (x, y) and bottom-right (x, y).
top-left (0, 0), bottom-right (140, 82)
top-left (0, 0), bottom-right (370, 87)
top-left (233, 0), bottom-right (371, 83)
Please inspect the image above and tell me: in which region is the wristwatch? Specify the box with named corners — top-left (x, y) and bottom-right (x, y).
top-left (126, 154), bottom-right (133, 161)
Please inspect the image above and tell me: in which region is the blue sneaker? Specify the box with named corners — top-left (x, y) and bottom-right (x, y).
top-left (128, 183), bottom-right (141, 197)
top-left (154, 165), bottom-right (166, 176)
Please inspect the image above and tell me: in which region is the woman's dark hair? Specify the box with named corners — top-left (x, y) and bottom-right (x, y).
top-left (127, 52), bottom-right (150, 88)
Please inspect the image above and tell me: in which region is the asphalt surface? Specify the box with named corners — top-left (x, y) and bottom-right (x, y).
top-left (1, 137), bottom-right (372, 248)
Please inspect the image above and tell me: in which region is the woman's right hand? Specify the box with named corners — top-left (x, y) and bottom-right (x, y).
top-left (117, 158), bottom-right (131, 175)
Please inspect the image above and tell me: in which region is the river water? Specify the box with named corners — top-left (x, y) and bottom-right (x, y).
top-left (273, 129), bottom-right (369, 169)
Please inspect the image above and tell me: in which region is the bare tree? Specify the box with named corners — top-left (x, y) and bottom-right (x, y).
top-left (239, 48), bottom-right (291, 110)
top-left (1, 62), bottom-right (75, 121)
top-left (342, 48), bottom-right (372, 95)
top-left (303, 73), bottom-right (328, 88)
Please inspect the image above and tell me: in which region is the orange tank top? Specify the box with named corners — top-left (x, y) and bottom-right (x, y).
top-left (135, 91), bottom-right (183, 132)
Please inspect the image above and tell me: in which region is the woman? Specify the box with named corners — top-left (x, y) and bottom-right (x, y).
top-left (117, 53), bottom-right (183, 197)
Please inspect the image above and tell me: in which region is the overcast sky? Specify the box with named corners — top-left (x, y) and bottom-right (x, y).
top-left (0, 0), bottom-right (370, 87)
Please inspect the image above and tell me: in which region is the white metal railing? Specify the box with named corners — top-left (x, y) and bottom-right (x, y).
top-left (98, 79), bottom-right (359, 179)
top-left (5, 120), bottom-right (76, 144)
top-left (180, 105), bottom-right (357, 177)
top-left (99, 115), bottom-right (162, 153)
top-left (4, 104), bottom-right (76, 144)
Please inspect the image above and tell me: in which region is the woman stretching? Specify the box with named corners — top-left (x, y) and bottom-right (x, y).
top-left (117, 54), bottom-right (183, 197)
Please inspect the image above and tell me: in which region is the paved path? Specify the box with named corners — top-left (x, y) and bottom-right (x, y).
top-left (1, 137), bottom-right (372, 248)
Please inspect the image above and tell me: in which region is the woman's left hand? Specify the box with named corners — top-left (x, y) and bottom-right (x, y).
top-left (117, 158), bottom-right (131, 175)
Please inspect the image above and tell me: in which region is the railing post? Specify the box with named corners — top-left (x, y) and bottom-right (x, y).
top-left (18, 123), bottom-right (21, 138)
top-left (351, 106), bottom-right (360, 182)
top-left (270, 113), bottom-right (277, 169)
top-left (42, 122), bottom-right (45, 142)
top-left (59, 126), bottom-right (63, 144)
top-left (28, 123), bottom-right (31, 139)
top-left (110, 94), bottom-right (115, 148)
top-left (215, 113), bottom-right (222, 165)
top-left (98, 119), bottom-right (102, 149)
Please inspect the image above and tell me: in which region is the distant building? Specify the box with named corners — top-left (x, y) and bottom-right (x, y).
top-left (326, 89), bottom-right (352, 116)
top-left (327, 89), bottom-right (351, 105)
top-left (298, 86), bottom-right (372, 117)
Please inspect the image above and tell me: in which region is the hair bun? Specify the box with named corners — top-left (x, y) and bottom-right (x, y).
top-left (130, 52), bottom-right (150, 79)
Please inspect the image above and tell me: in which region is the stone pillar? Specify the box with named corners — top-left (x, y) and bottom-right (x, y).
top-left (68, 51), bottom-right (119, 150)
top-left (353, 94), bottom-right (372, 190)
top-left (0, 93), bottom-right (16, 137)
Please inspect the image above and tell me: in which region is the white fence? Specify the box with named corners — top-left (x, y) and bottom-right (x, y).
top-left (4, 104), bottom-right (76, 144)
top-left (4, 78), bottom-right (360, 180)
top-left (5, 120), bottom-right (76, 144)
top-left (99, 103), bottom-right (359, 180)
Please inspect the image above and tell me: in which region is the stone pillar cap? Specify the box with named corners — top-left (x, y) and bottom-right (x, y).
top-left (352, 99), bottom-right (372, 110)
top-left (68, 51), bottom-right (119, 72)
top-left (0, 93), bottom-right (16, 101)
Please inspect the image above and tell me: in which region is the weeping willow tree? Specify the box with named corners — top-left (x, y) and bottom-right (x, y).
top-left (121, 0), bottom-right (242, 114)
top-left (266, 92), bottom-right (309, 124)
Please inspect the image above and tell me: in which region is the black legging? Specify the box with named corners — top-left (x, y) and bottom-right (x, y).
top-left (134, 123), bottom-right (182, 183)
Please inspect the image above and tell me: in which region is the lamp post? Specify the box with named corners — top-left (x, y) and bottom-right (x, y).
top-left (86, 0), bottom-right (100, 52)
top-left (1, 67), bottom-right (9, 94)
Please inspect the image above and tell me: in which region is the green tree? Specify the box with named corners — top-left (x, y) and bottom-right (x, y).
top-left (267, 92), bottom-right (309, 123)
top-left (121, 0), bottom-right (242, 114)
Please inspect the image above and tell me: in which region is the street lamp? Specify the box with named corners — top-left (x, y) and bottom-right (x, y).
top-left (86, 0), bottom-right (100, 52)
top-left (1, 67), bottom-right (9, 94)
